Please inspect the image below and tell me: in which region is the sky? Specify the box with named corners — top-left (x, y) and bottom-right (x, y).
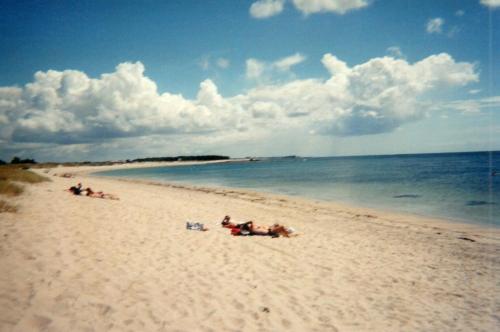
top-left (0, 0), bottom-right (499, 162)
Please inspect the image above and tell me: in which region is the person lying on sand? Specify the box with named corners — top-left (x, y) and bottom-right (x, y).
top-left (85, 187), bottom-right (119, 200)
top-left (67, 183), bottom-right (83, 195)
top-left (221, 215), bottom-right (237, 228)
top-left (221, 216), bottom-right (294, 237)
top-left (222, 216), bottom-right (273, 234)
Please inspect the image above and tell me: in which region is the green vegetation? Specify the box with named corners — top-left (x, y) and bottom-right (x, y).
top-left (10, 156), bottom-right (37, 164)
top-left (0, 167), bottom-right (49, 185)
top-left (0, 180), bottom-right (23, 196)
top-left (0, 166), bottom-right (50, 213)
top-left (0, 155), bottom-right (231, 169)
top-left (132, 155), bottom-right (230, 162)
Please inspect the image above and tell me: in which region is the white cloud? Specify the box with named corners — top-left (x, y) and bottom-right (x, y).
top-left (273, 53), bottom-right (306, 71)
top-left (0, 62), bottom-right (233, 144)
top-left (480, 0), bottom-right (500, 8)
top-left (246, 58), bottom-right (266, 80)
top-left (321, 54), bottom-right (349, 75)
top-left (426, 17), bottom-right (444, 34)
top-left (433, 96), bottom-right (500, 114)
top-left (249, 0), bottom-right (285, 18)
top-left (216, 58), bottom-right (230, 69)
top-left (430, 96), bottom-right (500, 115)
top-left (292, 0), bottom-right (370, 15)
top-left (0, 53), bottom-right (480, 160)
top-left (455, 9), bottom-right (465, 16)
top-left (246, 53), bottom-right (306, 81)
top-left (386, 46), bottom-right (404, 58)
top-left (249, 0), bottom-right (370, 19)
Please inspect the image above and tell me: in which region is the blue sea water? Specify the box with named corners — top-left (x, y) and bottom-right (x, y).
top-left (96, 151), bottom-right (500, 226)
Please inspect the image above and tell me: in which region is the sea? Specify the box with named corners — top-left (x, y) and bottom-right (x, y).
top-left (96, 151), bottom-right (500, 227)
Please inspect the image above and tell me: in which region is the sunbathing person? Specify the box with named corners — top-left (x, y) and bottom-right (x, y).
top-left (67, 183), bottom-right (83, 195)
top-left (221, 216), bottom-right (256, 231)
top-left (221, 215), bottom-right (237, 228)
top-left (269, 224), bottom-right (294, 237)
top-left (85, 187), bottom-right (119, 200)
top-left (221, 216), bottom-right (294, 237)
top-left (244, 221), bottom-right (293, 237)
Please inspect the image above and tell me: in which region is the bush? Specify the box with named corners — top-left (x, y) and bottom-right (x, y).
top-left (10, 156), bottom-right (37, 164)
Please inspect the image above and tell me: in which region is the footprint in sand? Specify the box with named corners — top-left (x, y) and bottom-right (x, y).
top-left (93, 303), bottom-right (112, 316)
top-left (282, 318), bottom-right (292, 328)
top-left (124, 318), bottom-right (134, 326)
top-left (26, 315), bottom-right (52, 331)
top-left (230, 317), bottom-right (245, 328)
top-left (232, 300), bottom-right (245, 310)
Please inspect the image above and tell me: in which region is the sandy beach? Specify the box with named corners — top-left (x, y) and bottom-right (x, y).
top-left (1, 162), bottom-right (499, 332)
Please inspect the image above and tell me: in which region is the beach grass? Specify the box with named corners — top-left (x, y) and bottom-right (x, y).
top-left (0, 167), bottom-right (49, 212)
top-left (0, 180), bottom-right (24, 196)
top-left (0, 200), bottom-right (17, 213)
top-left (0, 166), bottom-right (50, 184)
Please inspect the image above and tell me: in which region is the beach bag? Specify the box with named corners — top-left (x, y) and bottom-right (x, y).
top-left (186, 222), bottom-right (204, 231)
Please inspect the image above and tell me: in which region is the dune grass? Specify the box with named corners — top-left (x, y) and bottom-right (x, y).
top-left (0, 200), bottom-right (17, 213)
top-left (0, 180), bottom-right (24, 196)
top-left (0, 166), bottom-right (50, 184)
top-left (0, 167), bottom-right (49, 213)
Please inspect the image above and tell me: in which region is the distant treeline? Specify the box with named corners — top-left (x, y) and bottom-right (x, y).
top-left (0, 155), bottom-right (230, 168)
top-left (0, 156), bottom-right (37, 165)
top-left (130, 155), bottom-right (229, 163)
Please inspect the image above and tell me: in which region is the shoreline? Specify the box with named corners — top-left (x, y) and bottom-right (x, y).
top-left (93, 173), bottom-right (500, 237)
top-left (78, 161), bottom-right (500, 236)
top-left (1, 162), bottom-right (499, 331)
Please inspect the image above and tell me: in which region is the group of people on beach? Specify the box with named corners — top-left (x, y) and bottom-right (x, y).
top-left (67, 183), bottom-right (291, 237)
top-left (221, 215), bottom-right (295, 238)
top-left (67, 183), bottom-right (119, 200)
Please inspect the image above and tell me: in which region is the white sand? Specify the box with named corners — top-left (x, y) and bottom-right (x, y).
top-left (1, 163), bottom-right (499, 331)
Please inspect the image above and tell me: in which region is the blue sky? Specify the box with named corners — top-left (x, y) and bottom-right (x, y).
top-left (0, 0), bottom-right (499, 161)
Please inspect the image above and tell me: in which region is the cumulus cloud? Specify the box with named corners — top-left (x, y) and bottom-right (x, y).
top-left (426, 17), bottom-right (444, 34)
top-left (249, 0), bottom-right (285, 18)
top-left (480, 0), bottom-right (500, 8)
top-left (0, 62), bottom-right (235, 145)
top-left (291, 0), bottom-right (370, 15)
top-left (0, 53), bottom-right (480, 160)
